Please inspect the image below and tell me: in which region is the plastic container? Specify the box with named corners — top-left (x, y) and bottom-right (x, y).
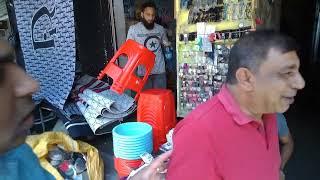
top-left (112, 122), bottom-right (153, 160)
top-left (114, 157), bottom-right (143, 178)
top-left (137, 89), bottom-right (177, 152)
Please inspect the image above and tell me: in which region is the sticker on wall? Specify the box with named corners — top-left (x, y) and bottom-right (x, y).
top-left (14, 0), bottom-right (76, 109)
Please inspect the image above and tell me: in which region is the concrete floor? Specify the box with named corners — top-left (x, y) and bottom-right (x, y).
top-left (90, 134), bottom-right (118, 180)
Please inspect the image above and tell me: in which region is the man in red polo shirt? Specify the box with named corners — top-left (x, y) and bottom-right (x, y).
top-left (166, 31), bottom-right (305, 180)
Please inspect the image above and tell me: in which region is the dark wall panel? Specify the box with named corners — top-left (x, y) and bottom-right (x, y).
top-left (73, 0), bottom-right (114, 76)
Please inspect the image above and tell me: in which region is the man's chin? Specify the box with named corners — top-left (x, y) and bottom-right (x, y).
top-left (0, 135), bottom-right (27, 154)
top-left (142, 21), bottom-right (154, 30)
top-left (277, 104), bottom-right (290, 113)
top-left (12, 132), bottom-right (28, 147)
top-left (144, 24), bottom-right (154, 30)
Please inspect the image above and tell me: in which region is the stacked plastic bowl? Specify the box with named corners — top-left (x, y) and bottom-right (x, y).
top-left (114, 157), bottom-right (143, 177)
top-left (112, 122), bottom-right (153, 177)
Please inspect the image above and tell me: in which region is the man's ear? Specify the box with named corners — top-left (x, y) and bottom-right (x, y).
top-left (235, 68), bottom-right (255, 91)
top-left (140, 12), bottom-right (144, 19)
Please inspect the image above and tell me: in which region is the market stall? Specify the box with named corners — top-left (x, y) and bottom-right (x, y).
top-left (175, 0), bottom-right (256, 117)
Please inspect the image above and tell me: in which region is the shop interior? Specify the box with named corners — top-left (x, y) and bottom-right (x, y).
top-left (1, 0), bottom-right (320, 179)
top-left (279, 0), bottom-right (320, 179)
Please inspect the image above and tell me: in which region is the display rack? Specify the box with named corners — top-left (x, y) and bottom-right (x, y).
top-left (176, 0), bottom-right (256, 117)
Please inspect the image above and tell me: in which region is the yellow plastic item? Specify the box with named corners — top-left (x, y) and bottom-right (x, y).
top-left (26, 132), bottom-right (104, 180)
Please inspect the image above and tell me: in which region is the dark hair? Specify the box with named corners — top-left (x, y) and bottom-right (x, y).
top-left (0, 41), bottom-right (15, 85)
top-left (141, 1), bottom-right (157, 12)
top-left (226, 30), bottom-right (298, 84)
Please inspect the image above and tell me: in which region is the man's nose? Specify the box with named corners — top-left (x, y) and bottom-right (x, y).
top-left (15, 74), bottom-right (39, 97)
top-left (292, 73), bottom-right (305, 90)
top-left (147, 16), bottom-right (154, 21)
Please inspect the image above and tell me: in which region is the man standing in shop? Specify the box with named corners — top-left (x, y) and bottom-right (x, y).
top-left (277, 113), bottom-right (294, 179)
top-left (126, 2), bottom-right (170, 89)
top-left (166, 31), bottom-right (305, 180)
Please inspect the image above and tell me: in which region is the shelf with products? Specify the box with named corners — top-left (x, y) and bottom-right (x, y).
top-left (177, 19), bottom-right (253, 34)
top-left (176, 0), bottom-right (256, 117)
top-left (177, 42), bottom-right (232, 117)
top-left (176, 0), bottom-right (255, 33)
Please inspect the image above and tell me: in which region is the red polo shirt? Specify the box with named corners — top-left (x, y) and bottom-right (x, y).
top-left (167, 85), bottom-right (281, 180)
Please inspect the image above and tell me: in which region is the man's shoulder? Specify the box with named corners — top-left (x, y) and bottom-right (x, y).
top-left (175, 96), bottom-right (227, 133)
top-left (154, 23), bottom-right (163, 28)
top-left (276, 113), bottom-right (286, 122)
top-left (189, 95), bottom-right (225, 120)
top-left (129, 22), bottom-right (143, 29)
top-left (154, 23), bottom-right (165, 31)
top-left (0, 143), bottom-right (55, 180)
top-left (276, 113), bottom-right (289, 137)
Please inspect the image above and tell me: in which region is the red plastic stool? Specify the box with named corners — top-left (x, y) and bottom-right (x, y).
top-left (97, 39), bottom-right (155, 100)
top-left (137, 89), bottom-right (177, 152)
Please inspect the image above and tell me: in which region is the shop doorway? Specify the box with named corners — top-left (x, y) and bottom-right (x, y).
top-left (281, 0), bottom-right (320, 179)
top-left (113, 0), bottom-right (177, 97)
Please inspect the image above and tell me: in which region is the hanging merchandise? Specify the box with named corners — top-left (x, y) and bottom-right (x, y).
top-left (175, 0), bottom-right (256, 117)
top-left (14, 0), bottom-right (76, 109)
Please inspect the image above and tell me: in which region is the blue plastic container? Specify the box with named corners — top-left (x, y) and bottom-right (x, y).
top-left (112, 122), bottom-right (153, 160)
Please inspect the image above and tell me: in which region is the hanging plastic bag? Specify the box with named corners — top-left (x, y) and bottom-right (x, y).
top-left (26, 132), bottom-right (104, 180)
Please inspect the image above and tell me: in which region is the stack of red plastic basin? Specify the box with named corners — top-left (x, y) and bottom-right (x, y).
top-left (114, 157), bottom-right (143, 178)
top-left (137, 89), bottom-right (177, 152)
